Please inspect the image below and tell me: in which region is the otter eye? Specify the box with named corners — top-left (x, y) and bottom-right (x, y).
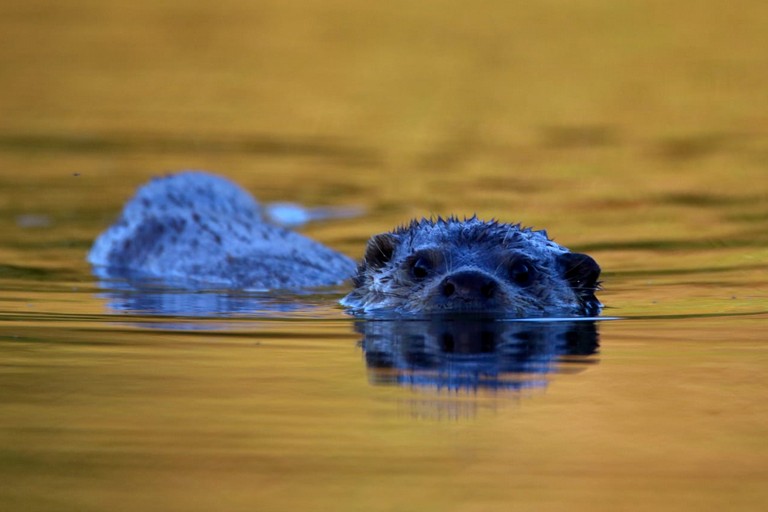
top-left (410, 256), bottom-right (432, 280)
top-left (509, 259), bottom-right (535, 287)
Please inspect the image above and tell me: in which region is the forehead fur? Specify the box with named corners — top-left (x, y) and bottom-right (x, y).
top-left (392, 216), bottom-right (559, 252)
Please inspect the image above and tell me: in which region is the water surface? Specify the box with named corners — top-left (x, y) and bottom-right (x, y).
top-left (1, 1), bottom-right (768, 511)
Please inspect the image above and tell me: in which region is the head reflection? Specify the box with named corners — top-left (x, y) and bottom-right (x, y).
top-left (356, 317), bottom-right (599, 392)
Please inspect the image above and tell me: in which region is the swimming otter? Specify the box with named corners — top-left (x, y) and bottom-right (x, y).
top-left (88, 171), bottom-right (356, 290)
top-left (340, 217), bottom-right (601, 317)
top-left (90, 172), bottom-right (601, 317)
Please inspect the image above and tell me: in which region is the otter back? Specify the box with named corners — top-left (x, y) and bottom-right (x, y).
top-left (88, 171), bottom-right (356, 290)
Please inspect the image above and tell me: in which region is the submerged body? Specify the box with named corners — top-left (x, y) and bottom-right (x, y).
top-left (340, 217), bottom-right (602, 317)
top-left (90, 172), bottom-right (601, 317)
top-left (88, 171), bottom-right (356, 290)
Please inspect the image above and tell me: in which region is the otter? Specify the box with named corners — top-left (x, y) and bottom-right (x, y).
top-left (88, 171), bottom-right (357, 290)
top-left (340, 217), bottom-right (601, 317)
top-left (90, 172), bottom-right (601, 317)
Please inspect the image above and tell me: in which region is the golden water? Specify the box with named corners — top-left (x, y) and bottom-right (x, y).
top-left (1, 1), bottom-right (767, 511)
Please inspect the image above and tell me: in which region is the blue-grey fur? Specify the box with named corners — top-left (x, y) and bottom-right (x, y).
top-left (89, 173), bottom-right (601, 317)
top-left (340, 216), bottom-right (601, 317)
top-left (88, 171), bottom-right (356, 290)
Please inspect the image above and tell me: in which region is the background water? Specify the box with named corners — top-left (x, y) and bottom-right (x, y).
top-left (1, 1), bottom-right (768, 511)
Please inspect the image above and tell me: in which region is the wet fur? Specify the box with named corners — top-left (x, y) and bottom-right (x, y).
top-left (90, 173), bottom-right (601, 317)
top-left (341, 216), bottom-right (601, 317)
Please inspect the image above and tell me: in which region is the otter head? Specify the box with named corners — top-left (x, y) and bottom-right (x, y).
top-left (340, 217), bottom-right (601, 317)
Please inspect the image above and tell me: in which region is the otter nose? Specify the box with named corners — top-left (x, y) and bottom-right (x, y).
top-left (441, 270), bottom-right (498, 300)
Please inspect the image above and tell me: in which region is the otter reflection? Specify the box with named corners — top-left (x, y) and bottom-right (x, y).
top-left (91, 268), bottom-right (329, 318)
top-left (356, 317), bottom-right (599, 391)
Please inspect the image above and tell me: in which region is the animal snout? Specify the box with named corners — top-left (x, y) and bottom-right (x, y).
top-left (441, 270), bottom-right (498, 300)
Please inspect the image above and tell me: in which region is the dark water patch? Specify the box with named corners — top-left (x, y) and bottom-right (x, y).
top-left (604, 262), bottom-right (768, 279)
top-left (607, 311), bottom-right (768, 321)
top-left (70, 325), bottom-right (348, 342)
top-left (0, 133), bottom-right (381, 166)
top-left (723, 209), bottom-right (768, 223)
top-left (472, 175), bottom-right (546, 194)
top-left (4, 239), bottom-right (93, 251)
top-left (0, 311), bottom-right (131, 324)
top-left (649, 132), bottom-right (750, 161)
top-left (576, 233), bottom-right (767, 252)
top-left (310, 181), bottom-right (369, 200)
top-left (578, 194), bottom-right (766, 213)
top-left (657, 192), bottom-right (764, 208)
top-left (0, 279), bottom-right (97, 295)
top-left (416, 139), bottom-right (476, 171)
top-left (539, 124), bottom-right (622, 149)
top-left (0, 264), bottom-right (82, 282)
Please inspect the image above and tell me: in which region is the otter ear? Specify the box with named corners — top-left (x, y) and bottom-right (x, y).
top-left (363, 233), bottom-right (398, 269)
top-left (558, 252), bottom-right (601, 294)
